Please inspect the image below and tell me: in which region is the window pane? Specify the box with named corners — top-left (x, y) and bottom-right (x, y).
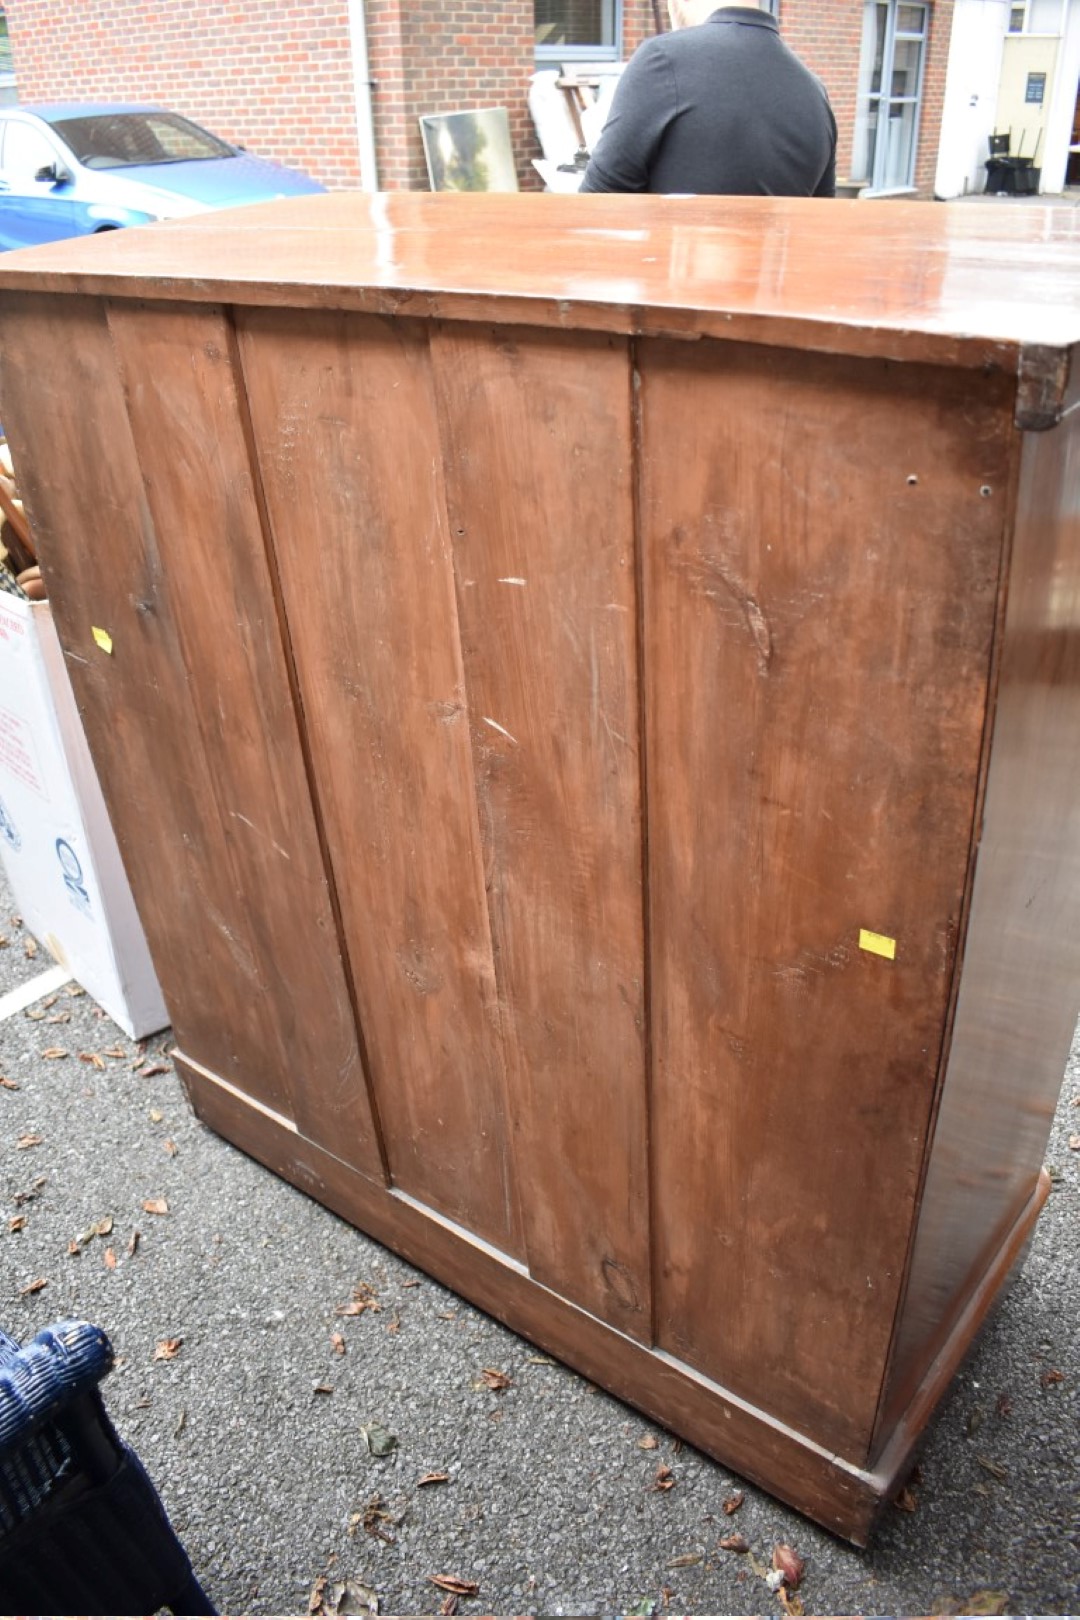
top-left (881, 98), bottom-right (918, 187)
top-left (896, 4), bottom-right (926, 34)
top-left (891, 37), bottom-right (922, 97)
top-left (2, 120), bottom-right (57, 178)
top-left (50, 111), bottom-right (233, 168)
top-left (536, 0), bottom-right (613, 50)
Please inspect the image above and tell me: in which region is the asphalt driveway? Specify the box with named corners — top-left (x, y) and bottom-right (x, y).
top-left (1, 865), bottom-right (1077, 1617)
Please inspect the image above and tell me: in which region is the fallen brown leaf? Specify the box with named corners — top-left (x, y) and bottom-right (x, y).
top-left (12, 1176), bottom-right (47, 1204)
top-left (718, 1533), bottom-right (750, 1553)
top-left (722, 1491), bottom-right (744, 1515)
top-left (779, 1588), bottom-right (805, 1617)
top-left (24, 938), bottom-right (37, 958)
top-left (976, 1455), bottom-right (1008, 1481)
top-left (0, 1076), bottom-right (19, 1089)
top-left (667, 1551), bottom-right (703, 1568)
top-left (46, 1011), bottom-right (71, 1023)
top-left (361, 1494), bottom-right (396, 1543)
top-left (143, 1197), bottom-right (169, 1216)
top-left (153, 1337), bottom-right (183, 1361)
top-left (964, 1592), bottom-right (1010, 1615)
top-left (428, 1576), bottom-right (479, 1597)
top-left (164, 1139), bottom-right (178, 1157)
top-left (140, 1062), bottom-right (170, 1077)
top-left (103, 1046), bottom-right (127, 1059)
top-left (8, 1214), bottom-right (27, 1232)
top-left (438, 1597), bottom-right (457, 1617)
top-left (104, 1247), bottom-right (117, 1270)
top-left (772, 1543), bottom-right (805, 1590)
top-left (385, 1310), bottom-right (400, 1334)
top-left (16, 1132), bottom-right (43, 1149)
top-left (647, 1462), bottom-right (676, 1492)
top-left (338, 1281), bottom-right (381, 1316)
top-left (894, 1485), bottom-right (919, 1512)
top-left (479, 1367), bottom-right (512, 1391)
top-left (1068, 1133), bottom-right (1080, 1151)
top-left (79, 1051), bottom-right (106, 1069)
top-left (417, 1471), bottom-right (450, 1486)
top-left (128, 1229), bottom-right (141, 1257)
top-left (638, 1433), bottom-right (660, 1450)
top-left (1041, 1368), bottom-right (1064, 1386)
top-left (312, 1383), bottom-right (334, 1395)
top-left (40, 1048), bottom-right (67, 1060)
top-left (19, 1276), bottom-right (47, 1295)
top-left (331, 1332), bottom-right (346, 1356)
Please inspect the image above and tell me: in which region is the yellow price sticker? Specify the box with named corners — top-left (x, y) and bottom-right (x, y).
top-left (859, 928), bottom-right (896, 961)
top-left (91, 627), bottom-right (113, 655)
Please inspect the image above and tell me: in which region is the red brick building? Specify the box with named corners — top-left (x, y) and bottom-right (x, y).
top-left (0, 2), bottom-right (954, 197)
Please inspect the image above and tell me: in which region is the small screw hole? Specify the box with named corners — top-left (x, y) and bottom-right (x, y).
top-left (906, 474), bottom-right (918, 486)
top-left (980, 485), bottom-right (992, 497)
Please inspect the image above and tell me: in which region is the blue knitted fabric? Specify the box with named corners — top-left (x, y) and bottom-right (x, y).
top-left (0, 1321), bottom-right (113, 1449)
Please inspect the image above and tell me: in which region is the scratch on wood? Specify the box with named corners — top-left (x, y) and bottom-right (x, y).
top-left (675, 543), bottom-right (772, 673)
top-left (498, 576), bottom-right (528, 586)
top-left (483, 716), bottom-right (519, 746)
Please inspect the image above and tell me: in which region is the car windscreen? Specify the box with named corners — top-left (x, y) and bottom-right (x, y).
top-left (48, 111), bottom-right (236, 169)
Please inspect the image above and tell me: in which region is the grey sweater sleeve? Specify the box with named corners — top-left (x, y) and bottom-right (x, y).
top-left (580, 44), bottom-right (678, 194)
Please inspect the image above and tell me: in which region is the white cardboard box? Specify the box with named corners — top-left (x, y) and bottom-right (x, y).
top-left (0, 592), bottom-right (168, 1038)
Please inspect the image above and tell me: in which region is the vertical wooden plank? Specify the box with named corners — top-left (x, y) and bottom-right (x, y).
top-left (235, 308), bottom-right (522, 1255)
top-left (878, 388), bottom-right (1080, 1444)
top-left (0, 293), bottom-right (383, 1179)
top-left (641, 337), bottom-right (1014, 1457)
top-left (429, 323), bottom-right (651, 1340)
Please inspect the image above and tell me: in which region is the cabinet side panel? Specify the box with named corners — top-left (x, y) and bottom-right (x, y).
top-left (0, 293), bottom-right (383, 1175)
top-left (641, 338), bottom-right (1014, 1458)
top-left (880, 391), bottom-right (1080, 1442)
top-left (429, 323), bottom-right (652, 1341)
top-left (235, 308), bottom-right (522, 1255)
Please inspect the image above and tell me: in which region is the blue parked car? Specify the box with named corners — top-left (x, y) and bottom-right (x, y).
top-left (0, 102), bottom-right (325, 250)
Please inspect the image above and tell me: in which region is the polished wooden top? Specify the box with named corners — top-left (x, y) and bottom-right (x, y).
top-left (0, 191), bottom-right (1077, 381)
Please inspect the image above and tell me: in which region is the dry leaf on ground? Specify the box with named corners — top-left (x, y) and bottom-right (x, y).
top-left (153, 1337), bottom-right (183, 1360)
top-left (477, 1367), bottom-right (512, 1391)
top-left (417, 1471), bottom-right (450, 1486)
top-left (18, 1276), bottom-right (47, 1295)
top-left (721, 1491), bottom-right (744, 1515)
top-left (647, 1462), bottom-right (676, 1492)
top-left (718, 1533), bottom-right (750, 1553)
top-left (428, 1575), bottom-right (479, 1597)
top-left (143, 1197), bottom-right (169, 1216)
top-left (16, 1132), bottom-right (43, 1149)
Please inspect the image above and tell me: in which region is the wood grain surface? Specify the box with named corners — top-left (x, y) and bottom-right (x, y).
top-left (430, 322), bottom-right (650, 1338)
top-left (0, 294), bottom-right (384, 1178)
top-left (639, 337), bottom-right (1016, 1459)
top-left (235, 307), bottom-right (520, 1251)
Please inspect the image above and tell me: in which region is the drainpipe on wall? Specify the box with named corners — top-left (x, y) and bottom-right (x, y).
top-left (347, 0), bottom-right (379, 191)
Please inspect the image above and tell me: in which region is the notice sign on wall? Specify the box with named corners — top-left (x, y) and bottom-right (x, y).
top-left (1026, 72), bottom-right (1047, 104)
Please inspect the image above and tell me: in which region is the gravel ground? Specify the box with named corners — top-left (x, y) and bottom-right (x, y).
top-left (1, 867), bottom-right (1078, 1618)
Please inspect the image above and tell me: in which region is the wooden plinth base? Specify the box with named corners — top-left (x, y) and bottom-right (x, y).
top-left (176, 1051), bottom-right (1049, 1546)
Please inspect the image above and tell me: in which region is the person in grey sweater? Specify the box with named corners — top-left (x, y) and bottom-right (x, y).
top-left (580, 0), bottom-right (836, 197)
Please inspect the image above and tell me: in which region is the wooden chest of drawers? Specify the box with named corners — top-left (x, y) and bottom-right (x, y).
top-left (2, 193), bottom-right (1078, 1541)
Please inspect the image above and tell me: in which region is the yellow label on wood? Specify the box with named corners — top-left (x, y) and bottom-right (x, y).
top-left (91, 626), bottom-right (113, 655)
top-left (859, 928), bottom-right (896, 960)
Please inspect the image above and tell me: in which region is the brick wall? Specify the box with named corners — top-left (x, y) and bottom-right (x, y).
top-left (3, 0), bottom-right (365, 189)
top-left (370, 0), bottom-right (536, 189)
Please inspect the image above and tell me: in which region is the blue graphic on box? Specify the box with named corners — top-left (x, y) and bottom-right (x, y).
top-left (0, 796), bottom-right (20, 852)
top-left (56, 837), bottom-right (92, 917)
